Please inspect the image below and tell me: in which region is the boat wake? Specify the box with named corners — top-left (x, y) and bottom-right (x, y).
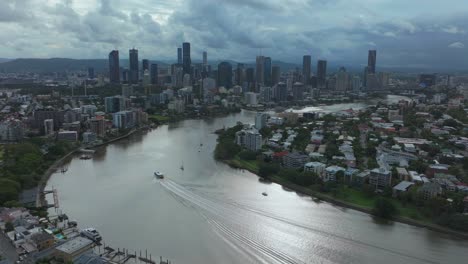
top-left (159, 179), bottom-right (439, 264)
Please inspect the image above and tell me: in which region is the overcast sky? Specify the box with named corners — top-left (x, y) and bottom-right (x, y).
top-left (1, 0), bottom-right (467, 69)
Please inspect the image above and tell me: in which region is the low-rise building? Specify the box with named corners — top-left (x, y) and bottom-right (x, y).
top-left (283, 152), bottom-right (309, 169)
top-left (235, 129), bottom-right (263, 151)
top-left (304, 162), bottom-right (326, 176)
top-left (54, 237), bottom-right (94, 262)
top-left (392, 181), bottom-right (414, 197)
top-left (29, 232), bottom-right (55, 251)
top-left (57, 131), bottom-right (78, 142)
top-left (324, 165), bottom-right (346, 182)
top-left (419, 182), bottom-right (442, 200)
top-left (369, 168), bottom-right (392, 190)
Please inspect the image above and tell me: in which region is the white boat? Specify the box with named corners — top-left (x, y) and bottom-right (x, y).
top-left (80, 228), bottom-right (102, 242)
top-left (154, 171), bottom-right (164, 179)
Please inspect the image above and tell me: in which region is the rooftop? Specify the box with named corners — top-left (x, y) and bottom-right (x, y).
top-left (393, 181), bottom-right (414, 191)
top-left (55, 237), bottom-right (93, 254)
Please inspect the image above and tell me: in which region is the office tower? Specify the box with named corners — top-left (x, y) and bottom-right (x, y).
top-left (182, 42), bottom-right (191, 75)
top-left (150, 64), bottom-right (158, 85)
top-left (235, 63), bottom-right (244, 85)
top-left (177, 48), bottom-right (182, 64)
top-left (302, 55), bottom-right (311, 84)
top-left (366, 74), bottom-right (379, 90)
top-left (122, 69), bottom-right (128, 83)
top-left (419, 74), bottom-right (436, 87)
top-left (363, 66), bottom-right (369, 88)
top-left (217, 62), bottom-right (233, 89)
top-left (317, 60), bottom-right (327, 89)
top-left (292, 82), bottom-right (305, 101)
top-left (352, 75), bottom-right (361, 92)
top-left (203, 51), bottom-right (207, 65)
top-left (88, 67), bottom-right (95, 79)
top-left (108, 50), bottom-right (120, 83)
top-left (378, 72), bottom-right (389, 89)
top-left (274, 82), bottom-right (288, 102)
top-left (263, 57), bottom-right (272, 86)
top-left (368, 50), bottom-right (377, 74)
top-left (255, 56), bottom-right (265, 88)
top-left (272, 66), bottom-right (280, 86)
top-left (129, 48), bottom-right (139, 84)
top-left (142, 59), bottom-right (149, 72)
top-left (336, 67), bottom-right (349, 91)
top-left (246, 68), bottom-right (255, 92)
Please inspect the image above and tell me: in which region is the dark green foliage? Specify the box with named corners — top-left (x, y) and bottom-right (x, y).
top-left (373, 198), bottom-right (398, 219)
top-left (258, 163), bottom-right (280, 178)
top-left (5, 222), bottom-right (14, 232)
top-left (436, 214), bottom-right (468, 232)
top-left (214, 125), bottom-right (243, 160)
top-left (238, 150), bottom-right (257, 161)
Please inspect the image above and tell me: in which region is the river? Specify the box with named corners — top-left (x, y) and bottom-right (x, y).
top-left (46, 97), bottom-right (468, 264)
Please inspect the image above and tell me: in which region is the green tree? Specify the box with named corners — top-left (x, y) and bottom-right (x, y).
top-left (258, 163), bottom-right (280, 179)
top-left (5, 222), bottom-right (14, 232)
top-left (372, 198), bottom-right (398, 219)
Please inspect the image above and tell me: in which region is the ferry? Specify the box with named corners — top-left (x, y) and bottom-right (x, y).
top-left (154, 171), bottom-right (164, 179)
top-left (80, 228), bottom-right (102, 242)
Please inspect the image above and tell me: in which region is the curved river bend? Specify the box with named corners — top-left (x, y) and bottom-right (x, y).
top-left (47, 100), bottom-right (468, 264)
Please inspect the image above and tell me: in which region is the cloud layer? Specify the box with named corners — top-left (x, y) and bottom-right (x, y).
top-left (1, 0), bottom-right (467, 69)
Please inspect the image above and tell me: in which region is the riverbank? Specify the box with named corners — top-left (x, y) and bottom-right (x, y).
top-left (224, 158), bottom-right (468, 240)
top-left (36, 127), bottom-right (147, 208)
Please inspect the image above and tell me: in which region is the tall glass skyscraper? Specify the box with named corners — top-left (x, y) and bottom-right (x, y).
top-left (303, 55), bottom-right (311, 84)
top-left (182, 42), bottom-right (191, 75)
top-left (129, 48), bottom-right (139, 84)
top-left (263, 57), bottom-right (272, 87)
top-left (217, 62), bottom-right (233, 89)
top-left (150, 64), bottom-right (158, 85)
top-left (368, 50), bottom-right (377, 74)
top-left (177, 48), bottom-right (182, 64)
top-left (317, 60), bottom-right (327, 89)
top-left (108, 50), bottom-right (120, 84)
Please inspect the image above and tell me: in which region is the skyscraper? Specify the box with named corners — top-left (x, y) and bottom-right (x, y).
top-left (272, 66), bottom-right (280, 86)
top-left (336, 67), bottom-right (349, 91)
top-left (142, 59), bottom-right (149, 72)
top-left (246, 68), bottom-right (255, 92)
top-left (368, 50), bottom-right (377, 74)
top-left (292, 82), bottom-right (305, 101)
top-left (263, 57), bottom-right (272, 86)
top-left (203, 51), bottom-right (207, 65)
top-left (255, 56), bottom-right (265, 88)
top-left (182, 42), bottom-right (191, 75)
top-left (108, 50), bottom-right (120, 84)
top-left (88, 67), bottom-right (95, 79)
top-left (129, 48), bottom-right (139, 84)
top-left (150, 63), bottom-right (158, 85)
top-left (317, 60), bottom-right (327, 89)
top-left (217, 62), bottom-right (233, 89)
top-left (302, 55), bottom-right (311, 84)
top-left (177, 48), bottom-right (182, 64)
top-left (236, 63), bottom-right (244, 85)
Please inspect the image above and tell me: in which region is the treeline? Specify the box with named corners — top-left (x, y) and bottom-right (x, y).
top-left (0, 139), bottom-right (75, 205)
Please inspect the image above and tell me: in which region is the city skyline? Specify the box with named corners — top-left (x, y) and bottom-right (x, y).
top-left (0, 0), bottom-right (467, 69)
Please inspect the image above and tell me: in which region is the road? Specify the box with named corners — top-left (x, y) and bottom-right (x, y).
top-left (0, 232), bottom-right (18, 263)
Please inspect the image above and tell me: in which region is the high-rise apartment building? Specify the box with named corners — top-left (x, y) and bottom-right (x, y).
top-left (255, 56), bottom-right (265, 88)
top-left (368, 50), bottom-right (377, 74)
top-left (303, 55), bottom-right (311, 84)
top-left (317, 60), bottom-right (327, 89)
top-left (217, 62), bottom-right (233, 89)
top-left (129, 48), bottom-right (139, 84)
top-left (108, 50), bottom-right (120, 83)
top-left (264, 57), bottom-right (272, 86)
top-left (182, 42), bottom-right (191, 75)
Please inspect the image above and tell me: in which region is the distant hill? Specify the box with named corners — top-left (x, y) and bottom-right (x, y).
top-left (0, 58), bottom-right (111, 73)
top-left (0, 58), bottom-right (12, 63)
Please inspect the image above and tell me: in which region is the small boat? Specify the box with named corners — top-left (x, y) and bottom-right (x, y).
top-left (262, 192), bottom-right (268, 196)
top-left (154, 171), bottom-right (164, 179)
top-left (180, 165), bottom-right (184, 171)
top-left (200, 143), bottom-right (203, 147)
top-left (80, 155), bottom-right (91, 160)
